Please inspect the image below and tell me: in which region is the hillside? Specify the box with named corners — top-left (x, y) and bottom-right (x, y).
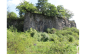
top-left (7, 27), bottom-right (79, 54)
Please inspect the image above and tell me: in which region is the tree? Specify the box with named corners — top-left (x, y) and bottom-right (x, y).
top-left (57, 5), bottom-right (65, 18)
top-left (36, 0), bottom-right (58, 16)
top-left (65, 9), bottom-right (74, 19)
top-left (57, 5), bottom-right (74, 19)
top-left (7, 11), bottom-right (17, 18)
top-left (44, 3), bottom-right (58, 16)
top-left (36, 0), bottom-right (48, 14)
top-left (16, 1), bottom-right (37, 17)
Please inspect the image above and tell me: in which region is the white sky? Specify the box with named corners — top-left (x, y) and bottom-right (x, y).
top-left (7, 0), bottom-right (29, 6)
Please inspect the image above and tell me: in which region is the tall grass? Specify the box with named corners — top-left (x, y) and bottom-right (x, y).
top-left (7, 27), bottom-right (79, 54)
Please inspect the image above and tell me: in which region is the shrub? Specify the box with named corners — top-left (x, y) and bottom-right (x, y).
top-left (41, 32), bottom-right (49, 41)
top-left (46, 28), bottom-right (57, 34)
top-left (33, 33), bottom-right (42, 41)
top-left (49, 34), bottom-right (58, 41)
top-left (46, 28), bottom-right (51, 33)
top-left (68, 35), bottom-right (75, 42)
top-left (26, 28), bottom-right (37, 37)
top-left (7, 30), bottom-right (26, 53)
top-left (63, 27), bottom-right (79, 34)
top-left (7, 29), bottom-right (37, 54)
top-left (7, 27), bottom-right (79, 54)
top-left (71, 27), bottom-right (79, 34)
top-left (50, 41), bottom-right (77, 54)
top-left (51, 28), bottom-right (57, 34)
top-left (55, 30), bottom-right (60, 35)
top-left (9, 25), bottom-right (17, 32)
top-left (60, 30), bottom-right (73, 36)
top-left (30, 32), bottom-right (35, 37)
top-left (64, 27), bottom-right (79, 35)
top-left (72, 32), bottom-right (79, 40)
top-left (73, 40), bottom-right (79, 46)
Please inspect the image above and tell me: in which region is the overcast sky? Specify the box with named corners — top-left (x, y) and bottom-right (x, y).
top-left (7, 0), bottom-right (86, 29)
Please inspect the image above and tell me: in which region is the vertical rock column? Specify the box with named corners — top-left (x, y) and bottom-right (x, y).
top-left (24, 12), bottom-right (34, 31)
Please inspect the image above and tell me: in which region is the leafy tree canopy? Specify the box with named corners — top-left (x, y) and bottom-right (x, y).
top-left (57, 5), bottom-right (65, 18)
top-left (16, 0), bottom-right (74, 19)
top-left (56, 5), bottom-right (74, 19)
top-left (65, 9), bottom-right (74, 19)
top-left (7, 11), bottom-right (17, 18)
top-left (16, 1), bottom-right (37, 17)
top-left (44, 3), bottom-right (58, 16)
top-left (36, 0), bottom-right (48, 13)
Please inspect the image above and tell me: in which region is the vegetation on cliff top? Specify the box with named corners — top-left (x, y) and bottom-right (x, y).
top-left (12, 0), bottom-right (74, 19)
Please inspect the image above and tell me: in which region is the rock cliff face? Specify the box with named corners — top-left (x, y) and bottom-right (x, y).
top-left (24, 12), bottom-right (76, 32)
top-left (7, 18), bottom-right (24, 31)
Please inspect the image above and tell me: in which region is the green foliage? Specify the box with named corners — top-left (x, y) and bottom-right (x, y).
top-left (49, 34), bottom-right (57, 41)
top-left (68, 35), bottom-right (75, 42)
top-left (33, 33), bottom-right (42, 41)
top-left (56, 5), bottom-right (74, 19)
top-left (7, 27), bottom-right (79, 54)
top-left (57, 5), bottom-right (65, 18)
top-left (7, 29), bottom-right (37, 54)
top-left (36, 0), bottom-right (74, 18)
top-left (7, 0), bottom-right (78, 54)
top-left (46, 28), bottom-right (51, 33)
top-left (15, 0), bottom-right (74, 19)
top-left (44, 3), bottom-right (58, 16)
top-left (41, 32), bottom-right (49, 41)
top-left (61, 30), bottom-right (73, 35)
top-left (9, 25), bottom-right (17, 32)
top-left (50, 41), bottom-right (77, 54)
top-left (30, 30), bottom-right (50, 42)
top-left (63, 27), bottom-right (79, 35)
top-left (36, 0), bottom-right (48, 13)
top-left (46, 28), bottom-right (57, 34)
top-left (16, 1), bottom-right (37, 17)
top-left (57, 5), bottom-right (65, 12)
top-left (7, 11), bottom-right (17, 18)
top-left (36, 0), bottom-right (58, 16)
top-left (65, 9), bottom-right (74, 19)
top-left (73, 40), bottom-right (79, 46)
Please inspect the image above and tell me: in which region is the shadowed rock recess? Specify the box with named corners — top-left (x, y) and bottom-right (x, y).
top-left (24, 12), bottom-right (76, 32)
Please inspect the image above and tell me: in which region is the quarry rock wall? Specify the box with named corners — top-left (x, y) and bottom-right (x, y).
top-left (24, 12), bottom-right (76, 32)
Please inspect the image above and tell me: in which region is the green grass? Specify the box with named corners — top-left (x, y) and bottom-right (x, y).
top-left (7, 27), bottom-right (79, 54)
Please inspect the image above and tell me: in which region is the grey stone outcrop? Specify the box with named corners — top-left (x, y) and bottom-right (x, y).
top-left (24, 12), bottom-right (76, 32)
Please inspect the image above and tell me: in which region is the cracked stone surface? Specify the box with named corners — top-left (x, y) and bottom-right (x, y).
top-left (24, 12), bottom-right (76, 31)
